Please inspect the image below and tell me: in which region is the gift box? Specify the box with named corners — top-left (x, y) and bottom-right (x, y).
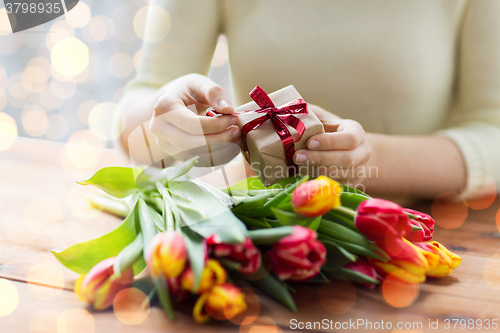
top-left (212, 86), bottom-right (324, 187)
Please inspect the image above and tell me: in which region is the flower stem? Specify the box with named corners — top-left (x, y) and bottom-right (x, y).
top-left (332, 206), bottom-right (357, 219)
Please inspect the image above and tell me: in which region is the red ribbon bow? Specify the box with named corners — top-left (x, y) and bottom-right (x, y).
top-left (207, 86), bottom-right (308, 175)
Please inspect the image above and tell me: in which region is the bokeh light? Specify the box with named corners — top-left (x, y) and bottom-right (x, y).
top-left (133, 49), bottom-right (142, 71)
top-left (466, 173), bottom-right (497, 210)
top-left (111, 5), bottom-right (139, 42)
top-left (57, 309), bottom-right (95, 333)
top-left (0, 32), bottom-right (22, 55)
top-left (77, 99), bottom-right (97, 125)
top-left (46, 21), bottom-right (75, 51)
top-left (51, 37), bottom-right (89, 77)
top-left (22, 105), bottom-right (49, 137)
top-left (134, 6), bottom-right (171, 43)
top-left (496, 208), bottom-right (500, 232)
top-left (108, 52), bottom-right (134, 79)
top-left (88, 102), bottom-right (125, 141)
top-left (26, 262), bottom-right (65, 299)
top-left (24, 197), bottom-right (64, 235)
top-left (381, 273), bottom-right (419, 308)
top-left (0, 112), bottom-right (18, 151)
top-left (61, 130), bottom-right (105, 171)
top-left (65, 2), bottom-right (92, 28)
top-left (319, 279), bottom-right (356, 314)
top-left (0, 88), bottom-right (6, 111)
top-left (431, 191), bottom-right (468, 229)
top-left (30, 310), bottom-right (60, 333)
top-left (86, 15), bottom-right (114, 42)
top-left (239, 317), bottom-right (282, 333)
top-left (0, 279), bottom-right (19, 316)
top-left (113, 288), bottom-right (150, 325)
top-left (45, 114), bottom-right (69, 141)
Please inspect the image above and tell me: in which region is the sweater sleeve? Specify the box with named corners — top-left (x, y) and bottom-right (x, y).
top-left (124, 0), bottom-right (220, 95)
top-left (437, 0), bottom-right (500, 198)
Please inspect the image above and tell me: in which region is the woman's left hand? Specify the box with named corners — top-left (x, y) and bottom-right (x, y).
top-left (293, 104), bottom-right (372, 186)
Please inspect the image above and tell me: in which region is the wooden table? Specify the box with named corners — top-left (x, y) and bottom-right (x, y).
top-left (1, 137), bottom-right (500, 333)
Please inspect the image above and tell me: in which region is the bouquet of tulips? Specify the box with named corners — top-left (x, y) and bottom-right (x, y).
top-left (53, 157), bottom-right (461, 323)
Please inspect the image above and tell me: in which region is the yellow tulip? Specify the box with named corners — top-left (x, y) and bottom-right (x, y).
top-left (291, 176), bottom-right (342, 217)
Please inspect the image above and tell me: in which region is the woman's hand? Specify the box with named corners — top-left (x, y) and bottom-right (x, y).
top-left (293, 104), bottom-right (372, 186)
top-left (149, 74), bottom-right (241, 166)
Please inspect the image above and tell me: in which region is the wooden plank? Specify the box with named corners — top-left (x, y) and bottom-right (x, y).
top-left (2, 137), bottom-right (500, 333)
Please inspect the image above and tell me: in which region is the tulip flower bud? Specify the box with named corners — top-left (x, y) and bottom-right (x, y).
top-left (181, 259), bottom-right (227, 293)
top-left (414, 241), bottom-right (461, 278)
top-left (146, 231), bottom-right (187, 279)
top-left (292, 176), bottom-right (342, 217)
top-left (75, 257), bottom-right (134, 310)
top-left (207, 236), bottom-right (262, 274)
top-left (369, 238), bottom-right (440, 284)
top-left (192, 283), bottom-right (247, 323)
top-left (266, 225), bottom-right (327, 281)
top-left (404, 209), bottom-right (435, 242)
top-left (355, 199), bottom-right (412, 241)
top-left (343, 261), bottom-right (382, 289)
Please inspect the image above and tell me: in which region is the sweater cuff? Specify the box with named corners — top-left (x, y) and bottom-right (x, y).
top-left (436, 123), bottom-right (500, 199)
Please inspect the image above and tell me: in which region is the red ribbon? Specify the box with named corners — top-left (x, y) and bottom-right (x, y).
top-left (207, 86), bottom-right (308, 175)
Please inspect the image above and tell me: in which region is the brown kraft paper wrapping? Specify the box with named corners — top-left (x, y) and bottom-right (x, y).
top-left (234, 85), bottom-right (324, 186)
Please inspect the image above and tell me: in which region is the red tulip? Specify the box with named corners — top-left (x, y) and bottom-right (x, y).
top-left (404, 209), bottom-right (435, 242)
top-left (355, 199), bottom-right (412, 241)
top-left (266, 225), bottom-right (327, 281)
top-left (207, 236), bottom-right (262, 274)
top-left (343, 261), bottom-right (382, 289)
top-left (75, 257), bottom-right (134, 310)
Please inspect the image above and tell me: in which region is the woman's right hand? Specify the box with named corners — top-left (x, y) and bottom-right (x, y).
top-left (149, 74), bottom-right (242, 166)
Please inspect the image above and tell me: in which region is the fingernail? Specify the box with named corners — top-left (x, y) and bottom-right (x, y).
top-left (230, 116), bottom-right (238, 126)
top-left (308, 140), bottom-right (320, 149)
top-left (295, 153), bottom-right (307, 164)
top-left (219, 99), bottom-right (232, 109)
top-left (232, 128), bottom-right (240, 140)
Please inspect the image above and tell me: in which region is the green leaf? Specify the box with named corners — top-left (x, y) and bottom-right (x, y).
top-left (339, 192), bottom-right (370, 211)
top-left (244, 177), bottom-right (308, 217)
top-left (231, 192), bottom-right (274, 215)
top-left (247, 266), bottom-right (297, 312)
top-left (153, 277), bottom-right (175, 321)
top-left (148, 205), bottom-right (166, 232)
top-left (153, 156), bottom-right (199, 183)
top-left (52, 198), bottom-right (145, 275)
top-left (318, 219), bottom-right (371, 247)
top-left (226, 176), bottom-right (266, 192)
top-left (86, 194), bottom-right (130, 218)
top-left (411, 224), bottom-right (422, 232)
top-left (333, 239), bottom-right (387, 261)
top-left (338, 267), bottom-right (380, 285)
top-left (270, 208), bottom-right (321, 231)
top-left (169, 180), bottom-right (247, 244)
top-left (180, 227), bottom-right (205, 292)
top-left (248, 226), bottom-right (293, 245)
top-left (318, 236), bottom-right (357, 264)
top-left (78, 166), bottom-right (144, 198)
top-left (340, 185), bottom-right (372, 198)
top-left (323, 212), bottom-right (358, 232)
top-left (138, 198), bottom-right (159, 260)
top-left (235, 215), bottom-right (271, 229)
top-left (113, 233), bottom-right (145, 278)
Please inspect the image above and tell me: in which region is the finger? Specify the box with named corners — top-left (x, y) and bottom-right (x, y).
top-left (307, 120), bottom-right (365, 150)
top-left (152, 107), bottom-right (239, 135)
top-left (189, 77), bottom-right (234, 114)
top-left (293, 146), bottom-right (369, 168)
top-left (153, 122), bottom-right (240, 152)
